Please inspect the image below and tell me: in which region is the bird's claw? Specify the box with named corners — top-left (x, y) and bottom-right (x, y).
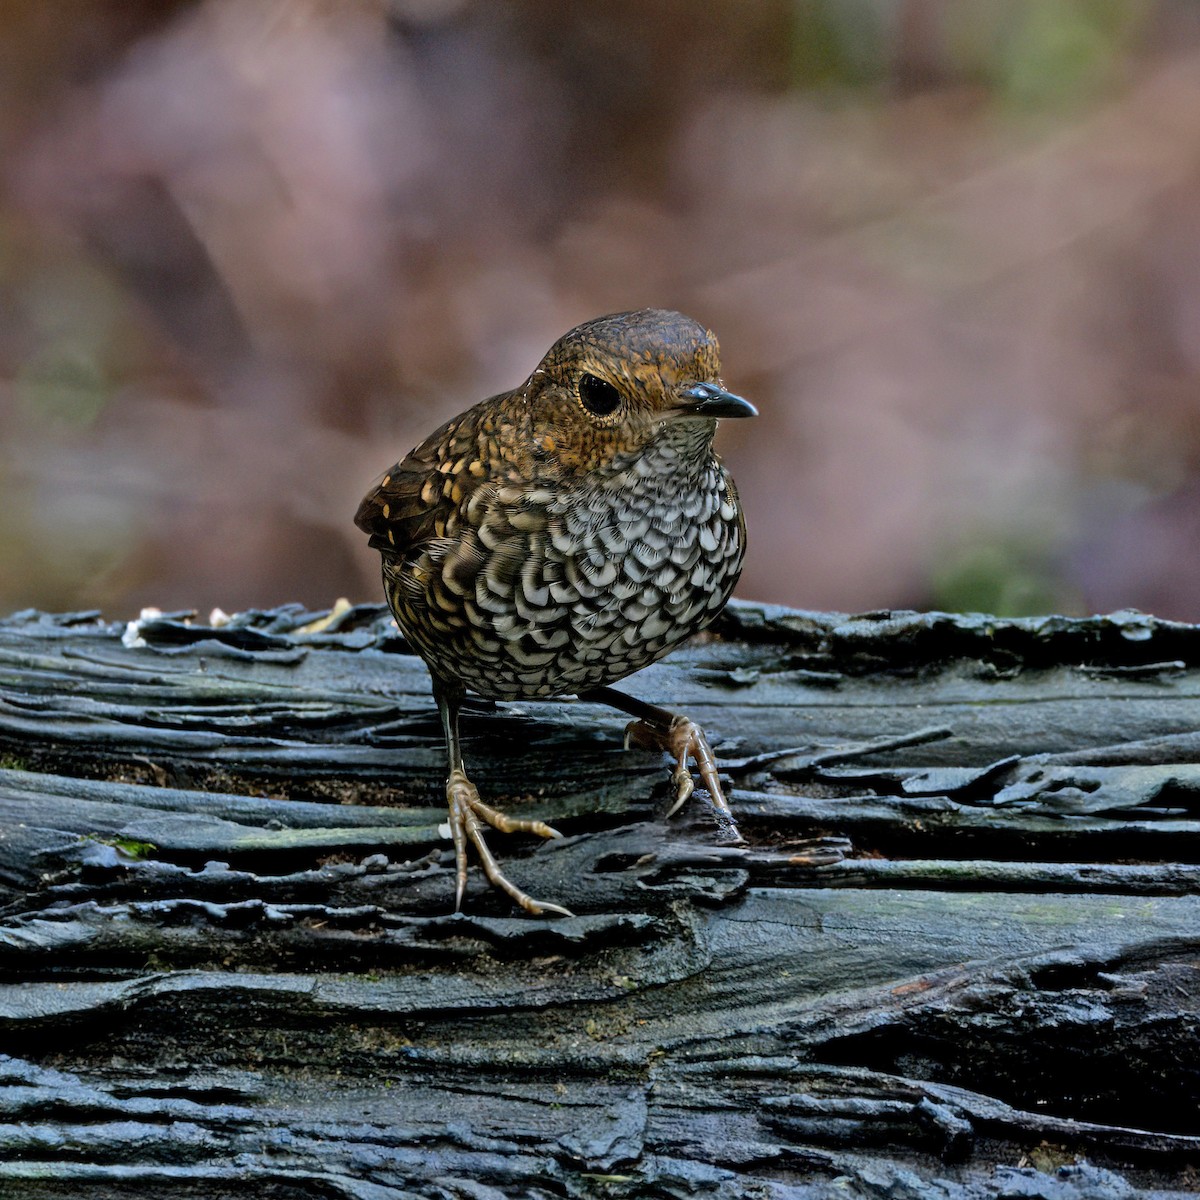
top-left (446, 769), bottom-right (573, 917)
top-left (625, 715), bottom-right (742, 840)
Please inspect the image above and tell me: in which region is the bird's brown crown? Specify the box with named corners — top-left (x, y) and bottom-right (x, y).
top-left (540, 309), bottom-right (720, 391)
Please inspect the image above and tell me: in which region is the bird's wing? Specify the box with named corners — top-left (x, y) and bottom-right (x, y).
top-left (354, 393), bottom-right (513, 558)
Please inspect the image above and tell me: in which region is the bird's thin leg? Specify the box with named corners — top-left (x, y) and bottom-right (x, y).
top-left (434, 681), bottom-right (572, 917)
top-left (579, 686), bottom-right (741, 839)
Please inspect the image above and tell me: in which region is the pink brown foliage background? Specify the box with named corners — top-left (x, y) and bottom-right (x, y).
top-left (3, 0), bottom-right (1200, 619)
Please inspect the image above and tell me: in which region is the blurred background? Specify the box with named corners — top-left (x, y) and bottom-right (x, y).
top-left (3, 0), bottom-right (1200, 620)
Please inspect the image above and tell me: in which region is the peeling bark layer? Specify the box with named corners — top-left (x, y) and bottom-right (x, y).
top-left (0, 602), bottom-right (1198, 1198)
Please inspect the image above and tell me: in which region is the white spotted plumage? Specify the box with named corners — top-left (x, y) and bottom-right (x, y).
top-left (382, 418), bottom-right (744, 701)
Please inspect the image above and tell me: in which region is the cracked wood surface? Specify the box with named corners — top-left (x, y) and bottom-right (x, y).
top-left (0, 601), bottom-right (1198, 1199)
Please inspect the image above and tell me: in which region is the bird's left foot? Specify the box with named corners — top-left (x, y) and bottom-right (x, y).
top-left (624, 715), bottom-right (742, 839)
top-left (446, 768), bottom-right (573, 918)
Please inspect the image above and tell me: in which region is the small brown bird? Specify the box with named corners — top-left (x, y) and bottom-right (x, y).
top-left (356, 309), bottom-right (755, 916)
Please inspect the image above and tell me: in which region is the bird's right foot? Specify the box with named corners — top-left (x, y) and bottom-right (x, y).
top-left (445, 768), bottom-right (573, 917)
top-left (624, 713), bottom-right (743, 841)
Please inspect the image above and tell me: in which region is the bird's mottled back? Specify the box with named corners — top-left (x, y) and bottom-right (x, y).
top-left (355, 394), bottom-right (522, 560)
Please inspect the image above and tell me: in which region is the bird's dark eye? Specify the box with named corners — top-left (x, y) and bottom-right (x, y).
top-left (578, 373), bottom-right (622, 417)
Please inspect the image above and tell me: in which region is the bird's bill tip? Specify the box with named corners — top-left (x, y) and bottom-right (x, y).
top-left (677, 382), bottom-right (758, 419)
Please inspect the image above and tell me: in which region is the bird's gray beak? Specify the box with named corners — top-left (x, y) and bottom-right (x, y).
top-left (678, 382), bottom-right (758, 419)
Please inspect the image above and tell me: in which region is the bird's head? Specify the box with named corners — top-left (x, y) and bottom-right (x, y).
top-left (520, 308), bottom-right (756, 475)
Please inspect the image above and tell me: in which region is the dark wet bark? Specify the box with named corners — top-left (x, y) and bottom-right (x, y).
top-left (0, 601), bottom-right (1198, 1198)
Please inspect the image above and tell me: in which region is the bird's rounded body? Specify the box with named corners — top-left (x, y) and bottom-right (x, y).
top-left (358, 309), bottom-right (749, 702)
top-left (356, 308), bottom-right (753, 915)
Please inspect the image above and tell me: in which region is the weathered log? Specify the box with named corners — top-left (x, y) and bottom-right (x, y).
top-left (0, 601), bottom-right (1197, 1198)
